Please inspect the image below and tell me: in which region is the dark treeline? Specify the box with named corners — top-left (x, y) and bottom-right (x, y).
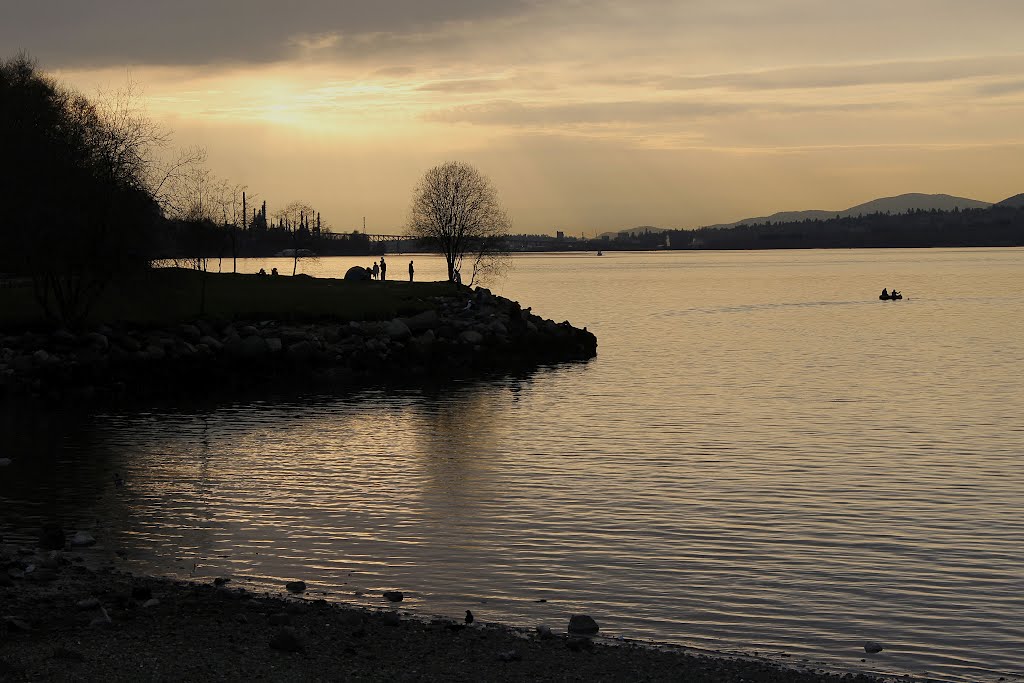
top-left (508, 204), bottom-right (1024, 252)
top-left (0, 54), bottom-right (392, 324)
top-left (663, 204), bottom-right (1024, 250)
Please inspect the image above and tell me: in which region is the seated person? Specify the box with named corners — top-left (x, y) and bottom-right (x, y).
top-left (881, 288), bottom-right (889, 298)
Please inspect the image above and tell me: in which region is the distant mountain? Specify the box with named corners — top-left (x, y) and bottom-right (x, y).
top-left (995, 193), bottom-right (1024, 208)
top-left (704, 193), bottom-right (992, 230)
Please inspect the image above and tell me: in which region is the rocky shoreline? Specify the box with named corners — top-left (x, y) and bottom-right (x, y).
top-left (0, 537), bottom-right (892, 682)
top-left (0, 286), bottom-right (597, 405)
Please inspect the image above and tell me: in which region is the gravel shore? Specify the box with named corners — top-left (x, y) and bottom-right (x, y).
top-left (0, 546), bottom-right (891, 682)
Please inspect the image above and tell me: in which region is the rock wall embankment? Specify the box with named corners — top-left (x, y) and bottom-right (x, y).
top-left (0, 287), bottom-right (597, 404)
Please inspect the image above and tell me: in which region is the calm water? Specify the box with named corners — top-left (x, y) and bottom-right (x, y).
top-left (2, 249), bottom-right (1023, 682)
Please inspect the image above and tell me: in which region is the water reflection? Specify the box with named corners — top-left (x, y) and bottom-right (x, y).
top-left (2, 249), bottom-right (1023, 683)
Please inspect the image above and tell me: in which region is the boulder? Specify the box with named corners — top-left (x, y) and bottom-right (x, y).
top-left (70, 532), bottom-right (96, 547)
top-left (285, 580), bottom-right (307, 594)
top-left (76, 598), bottom-right (101, 610)
top-left (344, 266), bottom-right (371, 281)
top-left (459, 330), bottom-right (484, 345)
top-left (144, 345), bottom-right (166, 361)
top-left (239, 335), bottom-right (268, 358)
top-left (286, 341), bottom-right (316, 363)
top-left (864, 641), bottom-right (884, 654)
top-left (386, 319), bottom-right (412, 341)
top-left (179, 325), bottom-right (202, 343)
top-left (85, 332), bottom-right (109, 350)
top-left (567, 614), bottom-right (600, 635)
top-left (265, 338), bottom-right (283, 353)
top-left (401, 310), bottom-right (440, 333)
top-left (198, 336), bottom-right (223, 351)
top-left (382, 590), bottom-right (404, 603)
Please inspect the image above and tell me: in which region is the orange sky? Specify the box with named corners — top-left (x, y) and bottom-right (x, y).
top-left (8, 0), bottom-right (1024, 234)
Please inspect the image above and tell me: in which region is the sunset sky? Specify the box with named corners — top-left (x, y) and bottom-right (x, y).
top-left (7, 0), bottom-right (1024, 234)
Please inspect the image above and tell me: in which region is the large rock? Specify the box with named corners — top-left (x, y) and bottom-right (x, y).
top-left (85, 332), bottom-right (109, 350)
top-left (286, 341), bottom-right (317, 363)
top-left (864, 641), bottom-right (884, 654)
top-left (386, 319), bottom-right (411, 341)
top-left (401, 310), bottom-right (440, 333)
top-left (70, 532), bottom-right (96, 547)
top-left (459, 330), bottom-right (484, 345)
top-left (198, 335), bottom-right (223, 351)
top-left (179, 324), bottom-right (201, 343)
top-left (344, 266), bottom-right (371, 281)
top-left (567, 614), bottom-right (600, 635)
top-left (239, 335), bottom-right (268, 358)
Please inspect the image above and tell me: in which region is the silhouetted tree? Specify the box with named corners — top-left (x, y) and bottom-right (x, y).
top-left (0, 53), bottom-right (160, 325)
top-left (406, 161), bottom-right (511, 283)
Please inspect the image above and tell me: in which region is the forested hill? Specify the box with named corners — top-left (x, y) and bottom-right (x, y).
top-left (664, 202), bottom-right (1024, 250)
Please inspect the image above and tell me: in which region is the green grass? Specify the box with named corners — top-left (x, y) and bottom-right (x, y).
top-left (0, 268), bottom-right (457, 329)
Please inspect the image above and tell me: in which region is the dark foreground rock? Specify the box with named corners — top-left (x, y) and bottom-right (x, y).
top-left (0, 286), bottom-right (598, 406)
top-left (0, 544), bottom-right (892, 683)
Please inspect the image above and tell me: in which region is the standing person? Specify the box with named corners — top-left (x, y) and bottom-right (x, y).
top-left (408, 260), bottom-right (414, 282)
top-left (371, 262), bottom-right (379, 280)
top-left (380, 257), bottom-right (387, 281)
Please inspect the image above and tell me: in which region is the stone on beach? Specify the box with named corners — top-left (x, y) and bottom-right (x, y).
top-left (285, 581), bottom-right (307, 594)
top-left (567, 614), bottom-right (600, 635)
top-left (70, 532), bottom-right (96, 547)
top-left (76, 597), bottom-right (101, 610)
top-left (864, 641), bottom-right (884, 654)
top-left (382, 590), bottom-right (404, 603)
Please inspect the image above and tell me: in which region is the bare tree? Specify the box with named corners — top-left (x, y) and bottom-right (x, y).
top-left (275, 200), bottom-right (318, 275)
top-left (407, 161), bottom-right (511, 283)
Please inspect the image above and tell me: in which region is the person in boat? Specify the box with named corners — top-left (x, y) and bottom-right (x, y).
top-left (892, 289), bottom-right (900, 298)
top-left (881, 288), bottom-right (889, 298)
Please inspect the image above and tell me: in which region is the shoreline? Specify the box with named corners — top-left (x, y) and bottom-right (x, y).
top-left (0, 540), bottom-right (895, 682)
top-left (0, 282), bottom-right (597, 407)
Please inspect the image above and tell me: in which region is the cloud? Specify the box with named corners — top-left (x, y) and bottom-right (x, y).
top-left (1, 0), bottom-right (535, 67)
top-left (974, 79), bottom-right (1024, 97)
top-left (429, 98), bottom-right (905, 128)
top-left (652, 55), bottom-right (1024, 92)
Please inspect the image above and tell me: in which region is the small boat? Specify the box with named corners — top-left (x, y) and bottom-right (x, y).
top-left (879, 293), bottom-right (903, 300)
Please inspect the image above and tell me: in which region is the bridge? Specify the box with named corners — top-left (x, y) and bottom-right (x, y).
top-left (322, 232), bottom-right (414, 253)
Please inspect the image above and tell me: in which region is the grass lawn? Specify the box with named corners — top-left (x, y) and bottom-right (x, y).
top-left (0, 268), bottom-right (457, 329)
